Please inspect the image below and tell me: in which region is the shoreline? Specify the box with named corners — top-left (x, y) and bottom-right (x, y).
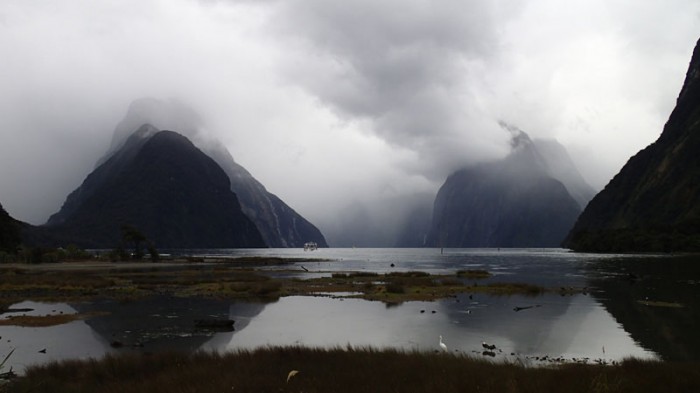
top-left (0, 258), bottom-right (584, 310)
top-left (3, 347), bottom-right (699, 393)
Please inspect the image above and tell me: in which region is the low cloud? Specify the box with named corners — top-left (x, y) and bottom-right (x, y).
top-left (0, 0), bottom-right (698, 231)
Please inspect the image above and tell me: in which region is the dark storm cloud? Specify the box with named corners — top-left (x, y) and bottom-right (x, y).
top-left (270, 0), bottom-right (514, 178)
top-left (262, 0), bottom-right (700, 190)
top-left (0, 0), bottom-right (698, 229)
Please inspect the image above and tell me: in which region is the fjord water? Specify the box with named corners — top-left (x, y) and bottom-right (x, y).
top-left (2, 248), bottom-right (699, 373)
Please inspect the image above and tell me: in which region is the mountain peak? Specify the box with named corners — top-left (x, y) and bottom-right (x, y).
top-left (499, 121), bottom-right (534, 151)
top-left (109, 98), bottom-right (202, 155)
top-left (101, 99), bottom-right (328, 248)
top-left (134, 123), bottom-right (159, 138)
top-left (677, 37), bottom-right (700, 104)
top-left (426, 122), bottom-right (583, 247)
top-left (42, 129), bottom-right (266, 248)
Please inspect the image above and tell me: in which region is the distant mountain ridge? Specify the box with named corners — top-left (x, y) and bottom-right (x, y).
top-left (43, 127), bottom-right (266, 248)
top-left (204, 144), bottom-right (327, 248)
top-left (104, 99), bottom-right (327, 248)
top-left (531, 138), bottom-right (596, 209)
top-left (564, 37), bottom-right (700, 252)
top-left (426, 126), bottom-right (584, 247)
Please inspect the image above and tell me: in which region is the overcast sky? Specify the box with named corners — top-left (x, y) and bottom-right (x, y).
top-left (1, 0), bottom-right (699, 228)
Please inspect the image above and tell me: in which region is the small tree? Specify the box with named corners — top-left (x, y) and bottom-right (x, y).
top-left (120, 225), bottom-right (147, 260)
top-left (147, 242), bottom-right (160, 262)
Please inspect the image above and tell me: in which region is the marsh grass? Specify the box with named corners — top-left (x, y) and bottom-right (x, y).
top-left (0, 263), bottom-right (566, 304)
top-left (386, 271), bottom-right (431, 278)
top-left (5, 347), bottom-right (700, 393)
top-left (0, 314), bottom-right (82, 327)
top-left (0, 265), bottom-right (283, 302)
top-left (0, 312), bottom-right (108, 327)
top-left (384, 280), bottom-right (406, 293)
top-left (456, 269), bottom-right (492, 279)
top-left (331, 272), bottom-right (379, 278)
top-left (487, 282), bottom-right (545, 296)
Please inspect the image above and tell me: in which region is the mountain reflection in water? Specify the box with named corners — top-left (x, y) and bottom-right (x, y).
top-left (2, 248), bottom-right (697, 373)
top-left (205, 294), bottom-right (654, 364)
top-left (587, 255), bottom-right (700, 361)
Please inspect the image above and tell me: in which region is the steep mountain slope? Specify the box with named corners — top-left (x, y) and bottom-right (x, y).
top-left (426, 129), bottom-right (582, 248)
top-left (204, 144), bottom-right (328, 248)
top-left (48, 124), bottom-right (158, 226)
top-left (532, 138), bottom-right (596, 209)
top-left (0, 202), bottom-right (21, 253)
top-left (105, 99), bottom-right (327, 248)
top-left (45, 128), bottom-right (265, 248)
top-left (564, 38), bottom-right (700, 252)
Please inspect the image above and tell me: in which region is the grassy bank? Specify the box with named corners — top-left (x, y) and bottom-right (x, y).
top-left (3, 347), bottom-right (699, 393)
top-left (0, 259), bottom-right (580, 307)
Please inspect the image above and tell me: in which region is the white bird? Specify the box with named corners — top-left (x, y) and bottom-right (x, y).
top-left (287, 370), bottom-right (299, 383)
top-left (439, 335), bottom-right (448, 352)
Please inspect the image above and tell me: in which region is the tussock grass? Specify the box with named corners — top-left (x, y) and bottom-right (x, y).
top-left (5, 348), bottom-right (700, 393)
top-left (0, 263), bottom-right (570, 305)
top-left (384, 281), bottom-right (406, 293)
top-left (487, 282), bottom-right (545, 296)
top-left (439, 277), bottom-right (464, 286)
top-left (386, 271), bottom-right (431, 278)
top-left (331, 272), bottom-right (379, 278)
top-left (456, 269), bottom-right (491, 279)
top-left (0, 314), bottom-right (83, 327)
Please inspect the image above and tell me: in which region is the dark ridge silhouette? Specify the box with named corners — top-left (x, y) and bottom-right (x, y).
top-left (38, 127), bottom-right (265, 248)
top-left (426, 127), bottom-right (582, 248)
top-left (564, 37), bottom-right (700, 252)
top-left (106, 98), bottom-right (327, 248)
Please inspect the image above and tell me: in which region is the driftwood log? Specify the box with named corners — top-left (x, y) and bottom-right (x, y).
top-left (194, 319), bottom-right (235, 331)
top-left (0, 369), bottom-right (16, 380)
top-left (0, 308), bottom-right (34, 314)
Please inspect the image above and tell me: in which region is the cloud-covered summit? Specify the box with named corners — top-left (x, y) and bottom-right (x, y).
top-left (271, 1), bottom-right (512, 178)
top-left (0, 0), bottom-right (698, 229)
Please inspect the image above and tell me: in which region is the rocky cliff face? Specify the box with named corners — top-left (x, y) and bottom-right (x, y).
top-left (44, 128), bottom-right (266, 248)
top-left (105, 99), bottom-right (327, 248)
top-left (426, 128), bottom-right (582, 248)
top-left (204, 144), bottom-right (328, 248)
top-left (564, 38), bottom-right (700, 252)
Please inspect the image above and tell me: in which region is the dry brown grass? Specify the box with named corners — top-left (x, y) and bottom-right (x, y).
top-left (5, 347), bottom-right (700, 393)
top-left (0, 261), bottom-right (581, 305)
top-left (0, 312), bottom-right (107, 327)
top-left (0, 314), bottom-right (82, 327)
top-left (456, 269), bottom-right (492, 279)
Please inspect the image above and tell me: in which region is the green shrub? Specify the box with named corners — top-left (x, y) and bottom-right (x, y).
top-left (456, 269), bottom-right (491, 279)
top-left (385, 280), bottom-right (405, 294)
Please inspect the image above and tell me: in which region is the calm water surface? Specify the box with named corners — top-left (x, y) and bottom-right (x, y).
top-left (2, 248), bottom-right (698, 374)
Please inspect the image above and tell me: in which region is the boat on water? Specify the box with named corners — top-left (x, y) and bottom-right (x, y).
top-left (303, 242), bottom-right (318, 251)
